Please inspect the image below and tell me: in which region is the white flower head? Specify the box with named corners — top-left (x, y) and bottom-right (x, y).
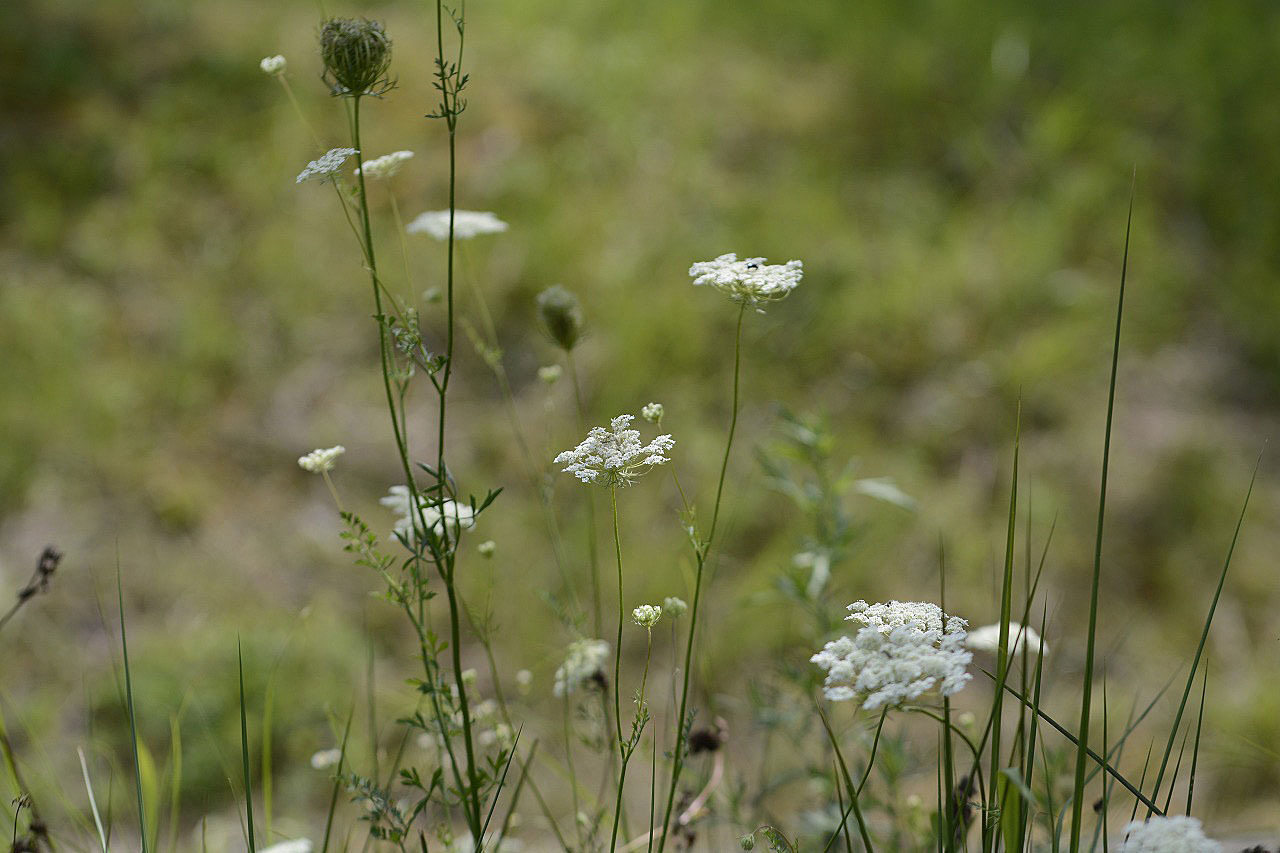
top-left (310, 748), bottom-right (342, 770)
top-left (1120, 816), bottom-right (1221, 852)
top-left (296, 148), bottom-right (359, 184)
top-left (554, 638), bottom-right (610, 697)
top-left (356, 150), bottom-right (414, 179)
top-left (477, 539), bottom-right (497, 558)
top-left (260, 842), bottom-right (313, 853)
top-left (515, 669), bottom-right (533, 689)
top-left (641, 402), bottom-right (664, 424)
top-left (554, 414), bottom-right (674, 487)
top-left (380, 485), bottom-right (475, 546)
top-left (260, 55), bottom-right (287, 76)
top-left (812, 600), bottom-right (972, 710)
top-left (406, 210), bottom-right (509, 240)
top-left (632, 604), bottom-right (662, 628)
top-left (298, 445), bottom-right (345, 473)
top-left (663, 596), bottom-right (688, 618)
top-left (538, 364), bottom-right (563, 384)
top-left (689, 253), bottom-right (803, 308)
top-left (965, 622), bottom-right (1049, 657)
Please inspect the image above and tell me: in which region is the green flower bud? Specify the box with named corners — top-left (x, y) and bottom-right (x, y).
top-left (740, 833), bottom-right (756, 850)
top-left (536, 285), bottom-right (585, 352)
top-left (320, 18), bottom-right (393, 97)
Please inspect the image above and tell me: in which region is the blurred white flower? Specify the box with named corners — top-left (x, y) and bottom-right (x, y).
top-left (296, 148), bottom-right (358, 184)
top-left (355, 150), bottom-right (414, 179)
top-left (261, 841), bottom-right (312, 853)
top-left (297, 445), bottom-right (345, 473)
top-left (477, 539), bottom-right (497, 557)
top-left (309, 748), bottom-right (342, 770)
top-left (1120, 816), bottom-right (1221, 852)
top-left (515, 669), bottom-right (533, 689)
top-left (554, 414), bottom-right (674, 486)
top-left (663, 596), bottom-right (688, 618)
top-left (965, 622), bottom-right (1049, 657)
top-left (537, 364), bottom-right (563, 384)
top-left (632, 604), bottom-right (662, 628)
top-left (641, 402), bottom-right (664, 424)
top-left (406, 209), bottom-right (508, 240)
top-left (812, 600), bottom-right (972, 710)
top-left (689, 253), bottom-right (803, 308)
top-left (553, 638), bottom-right (610, 697)
top-left (259, 55), bottom-right (287, 76)
top-left (380, 485), bottom-right (475, 545)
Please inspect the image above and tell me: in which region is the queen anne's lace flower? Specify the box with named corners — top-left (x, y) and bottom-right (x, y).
top-left (641, 402), bottom-right (664, 424)
top-left (811, 600), bottom-right (972, 710)
top-left (1120, 816), bottom-right (1221, 852)
top-left (310, 748), bottom-right (341, 770)
top-left (406, 209), bottom-right (509, 240)
top-left (663, 596), bottom-right (687, 617)
top-left (965, 622), bottom-right (1049, 657)
top-left (380, 485), bottom-right (475, 545)
top-left (296, 148), bottom-right (359, 184)
top-left (297, 445), bottom-right (345, 473)
top-left (260, 55), bottom-right (287, 76)
top-left (554, 638), bottom-right (610, 697)
top-left (555, 415), bottom-right (674, 486)
top-left (632, 604), bottom-right (662, 628)
top-left (356, 150), bottom-right (414, 179)
top-left (689, 253), bottom-right (803, 308)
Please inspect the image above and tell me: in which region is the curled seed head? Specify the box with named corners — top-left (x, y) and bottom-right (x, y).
top-left (320, 18), bottom-right (393, 97)
top-left (536, 285), bottom-right (585, 352)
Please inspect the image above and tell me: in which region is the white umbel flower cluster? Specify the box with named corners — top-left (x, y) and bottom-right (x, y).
top-left (663, 596), bottom-right (688, 617)
top-left (296, 148), bottom-right (358, 184)
top-left (356, 150), bottom-right (414, 179)
top-left (811, 600), bottom-right (973, 710)
top-left (965, 622), bottom-right (1049, 657)
top-left (555, 414), bottom-right (674, 486)
top-left (380, 485), bottom-right (475, 545)
top-left (259, 55), bottom-right (287, 76)
top-left (554, 638), bottom-right (610, 697)
top-left (632, 604), bottom-right (662, 628)
top-left (297, 445), bottom-right (345, 473)
top-left (689, 253), bottom-right (803, 308)
top-left (641, 402), bottom-right (664, 424)
top-left (1120, 816), bottom-right (1221, 852)
top-left (406, 209), bottom-right (509, 240)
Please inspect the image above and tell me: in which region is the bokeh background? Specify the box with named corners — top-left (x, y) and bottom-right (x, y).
top-left (3, 0), bottom-right (1279, 846)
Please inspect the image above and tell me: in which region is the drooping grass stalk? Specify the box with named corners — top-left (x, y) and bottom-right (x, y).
top-left (117, 568), bottom-right (149, 853)
top-left (1144, 462), bottom-right (1257, 817)
top-left (237, 642), bottom-right (256, 853)
top-left (78, 748), bottom-right (108, 853)
top-left (657, 301), bottom-right (747, 851)
top-left (1069, 185), bottom-right (1134, 850)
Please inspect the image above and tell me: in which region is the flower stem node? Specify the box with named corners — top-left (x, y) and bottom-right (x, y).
top-left (320, 18), bottom-right (394, 97)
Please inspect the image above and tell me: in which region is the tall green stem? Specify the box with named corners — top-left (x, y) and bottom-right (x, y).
top-left (656, 302), bottom-right (747, 851)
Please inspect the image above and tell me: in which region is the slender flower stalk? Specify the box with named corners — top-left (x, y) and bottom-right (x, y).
top-left (657, 301), bottom-right (746, 851)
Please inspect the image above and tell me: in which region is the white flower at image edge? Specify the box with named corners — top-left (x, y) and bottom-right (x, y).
top-left (380, 485), bottom-right (476, 544)
top-left (811, 600), bottom-right (972, 710)
top-left (1119, 816), bottom-right (1222, 852)
top-left (260, 841), bottom-right (313, 853)
top-left (554, 414), bottom-right (674, 486)
top-left (406, 209), bottom-right (509, 240)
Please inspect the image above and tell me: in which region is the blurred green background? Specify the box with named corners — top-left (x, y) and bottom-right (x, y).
top-left (3, 0), bottom-right (1279, 846)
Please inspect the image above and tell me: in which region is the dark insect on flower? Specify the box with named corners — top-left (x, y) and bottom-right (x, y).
top-left (320, 18), bottom-right (395, 97)
top-left (745, 262), bottom-right (759, 269)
